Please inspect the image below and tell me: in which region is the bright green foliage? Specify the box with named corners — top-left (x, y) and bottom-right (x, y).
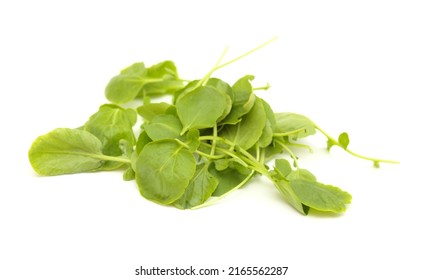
top-left (105, 61), bottom-right (184, 104)
top-left (136, 140), bottom-right (196, 205)
top-left (143, 114), bottom-right (182, 141)
top-left (28, 128), bottom-right (128, 176)
top-left (174, 163), bottom-right (219, 209)
top-left (220, 75), bottom-right (255, 124)
top-left (219, 97), bottom-right (267, 150)
top-left (176, 85), bottom-right (227, 134)
top-left (28, 40), bottom-right (398, 215)
top-left (137, 102), bottom-right (173, 122)
top-left (84, 104), bottom-right (137, 170)
top-left (338, 132), bottom-right (350, 149)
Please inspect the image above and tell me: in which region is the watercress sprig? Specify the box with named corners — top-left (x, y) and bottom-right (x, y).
top-left (28, 39), bottom-right (399, 215)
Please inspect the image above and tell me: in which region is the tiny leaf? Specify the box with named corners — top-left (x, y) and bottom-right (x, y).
top-left (338, 132), bottom-right (350, 149)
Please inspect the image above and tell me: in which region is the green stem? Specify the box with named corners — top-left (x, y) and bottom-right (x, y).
top-left (195, 37), bottom-right (277, 90)
top-left (275, 139), bottom-right (300, 167)
top-left (210, 124), bottom-right (218, 157)
top-left (253, 83), bottom-right (271, 91)
top-left (199, 142), bottom-right (249, 168)
top-left (195, 149), bottom-right (225, 160)
top-left (314, 124), bottom-right (400, 166)
top-left (199, 135), bottom-right (269, 175)
top-left (198, 46), bottom-right (229, 87)
top-left (273, 127), bottom-right (306, 137)
top-left (93, 154), bottom-right (131, 164)
top-left (213, 37), bottom-right (278, 72)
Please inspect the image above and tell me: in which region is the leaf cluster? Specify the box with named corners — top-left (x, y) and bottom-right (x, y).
top-left (28, 41), bottom-right (398, 215)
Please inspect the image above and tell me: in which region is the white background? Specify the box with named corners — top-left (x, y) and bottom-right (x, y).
top-left (0, 1), bottom-right (420, 279)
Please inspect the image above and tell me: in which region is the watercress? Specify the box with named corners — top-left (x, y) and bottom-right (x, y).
top-left (28, 38), bottom-right (398, 215)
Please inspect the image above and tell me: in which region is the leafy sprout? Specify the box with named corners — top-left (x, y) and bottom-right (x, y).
top-left (28, 38), bottom-right (399, 215)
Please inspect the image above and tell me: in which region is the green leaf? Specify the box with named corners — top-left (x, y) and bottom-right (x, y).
top-left (135, 130), bottom-right (152, 154)
top-left (28, 128), bottom-right (105, 175)
top-left (143, 114), bottom-right (182, 141)
top-left (209, 163), bottom-right (250, 196)
top-left (136, 140), bottom-right (196, 205)
top-left (123, 168), bottom-right (136, 181)
top-left (137, 102), bottom-right (173, 122)
top-left (220, 75), bottom-right (255, 124)
top-left (185, 129), bottom-right (200, 152)
top-left (84, 104), bottom-right (137, 170)
top-left (176, 85), bottom-right (227, 134)
top-left (105, 63), bottom-right (147, 104)
top-left (259, 99), bottom-right (276, 147)
top-left (290, 180), bottom-right (352, 213)
top-left (205, 78), bottom-right (233, 122)
top-left (326, 138), bottom-right (336, 151)
top-left (273, 179), bottom-right (309, 215)
top-left (287, 168), bottom-right (317, 182)
top-left (173, 163), bottom-right (219, 209)
top-left (338, 132), bottom-right (350, 149)
top-left (219, 97), bottom-right (267, 150)
top-left (274, 112), bottom-right (316, 139)
top-left (274, 159), bottom-right (292, 178)
top-left (105, 61), bottom-right (184, 104)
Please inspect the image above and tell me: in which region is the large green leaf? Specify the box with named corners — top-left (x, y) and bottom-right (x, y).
top-left (174, 163), bottom-right (219, 209)
top-left (136, 140), bottom-right (196, 205)
top-left (274, 112), bottom-right (316, 138)
top-left (176, 85), bottom-right (227, 134)
top-left (143, 114), bottom-right (182, 141)
top-left (84, 104), bottom-right (137, 155)
top-left (105, 61), bottom-right (184, 104)
top-left (28, 128), bottom-right (105, 175)
top-left (290, 180), bottom-right (352, 213)
top-left (219, 97), bottom-right (267, 150)
top-left (84, 104), bottom-right (137, 170)
top-left (209, 163), bottom-right (250, 197)
top-left (137, 102), bottom-right (173, 122)
top-left (220, 75), bottom-right (255, 124)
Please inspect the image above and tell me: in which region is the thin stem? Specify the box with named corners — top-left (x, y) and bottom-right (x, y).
top-left (314, 125), bottom-right (400, 166)
top-left (200, 142), bottom-right (249, 168)
top-left (95, 154), bottom-right (131, 164)
top-left (213, 37), bottom-right (278, 72)
top-left (199, 136), bottom-right (269, 175)
top-left (194, 37), bottom-right (277, 91)
top-left (273, 127), bottom-right (306, 137)
top-left (253, 83), bottom-right (271, 91)
top-left (275, 139), bottom-right (300, 167)
top-left (210, 124), bottom-right (218, 157)
top-left (195, 149), bottom-right (225, 160)
top-left (198, 46), bottom-right (229, 87)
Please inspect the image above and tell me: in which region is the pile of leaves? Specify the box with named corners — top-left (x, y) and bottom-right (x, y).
top-left (28, 40), bottom-right (397, 215)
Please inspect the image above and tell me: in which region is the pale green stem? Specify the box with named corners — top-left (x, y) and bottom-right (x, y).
top-left (314, 124), bottom-right (400, 166)
top-left (195, 37), bottom-right (277, 90)
top-left (273, 127), bottom-right (307, 137)
top-left (199, 142), bottom-right (249, 168)
top-left (275, 139), bottom-right (300, 167)
top-left (198, 46), bottom-right (229, 87)
top-left (212, 37), bottom-right (278, 72)
top-left (253, 83), bottom-right (271, 91)
top-left (210, 124), bottom-right (218, 157)
top-left (195, 149), bottom-right (225, 160)
top-left (93, 154), bottom-right (131, 164)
